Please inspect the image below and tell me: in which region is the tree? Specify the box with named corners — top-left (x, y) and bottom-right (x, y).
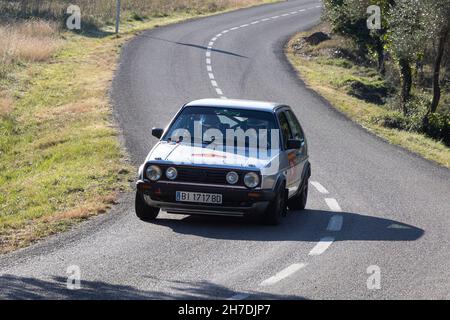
top-left (386, 0), bottom-right (428, 114)
top-left (323, 0), bottom-right (392, 73)
top-left (422, 0), bottom-right (450, 117)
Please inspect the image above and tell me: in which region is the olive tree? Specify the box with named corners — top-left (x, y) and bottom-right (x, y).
top-left (386, 0), bottom-right (429, 114)
top-left (323, 0), bottom-right (392, 73)
top-left (422, 0), bottom-right (449, 117)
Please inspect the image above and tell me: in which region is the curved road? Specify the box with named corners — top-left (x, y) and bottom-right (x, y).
top-left (1, 0), bottom-right (449, 299)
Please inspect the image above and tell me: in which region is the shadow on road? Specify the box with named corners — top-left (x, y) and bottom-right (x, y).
top-left (153, 209), bottom-right (424, 242)
top-left (141, 35), bottom-right (249, 58)
top-left (0, 274), bottom-right (304, 300)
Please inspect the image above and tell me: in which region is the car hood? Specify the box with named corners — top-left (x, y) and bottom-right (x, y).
top-left (146, 142), bottom-right (277, 169)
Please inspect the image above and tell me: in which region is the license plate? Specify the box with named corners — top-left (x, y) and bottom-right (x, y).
top-left (176, 191), bottom-right (222, 204)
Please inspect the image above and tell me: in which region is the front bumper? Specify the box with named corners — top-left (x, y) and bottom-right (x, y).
top-left (136, 180), bottom-right (275, 217)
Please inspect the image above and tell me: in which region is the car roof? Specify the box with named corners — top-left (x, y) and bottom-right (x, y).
top-left (184, 98), bottom-right (285, 112)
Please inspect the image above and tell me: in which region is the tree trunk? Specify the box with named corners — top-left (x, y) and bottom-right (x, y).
top-left (430, 26), bottom-right (448, 113)
top-left (376, 43), bottom-right (386, 75)
top-left (399, 58), bottom-right (412, 115)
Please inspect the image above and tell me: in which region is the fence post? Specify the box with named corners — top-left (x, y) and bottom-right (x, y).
top-left (115, 0), bottom-right (121, 34)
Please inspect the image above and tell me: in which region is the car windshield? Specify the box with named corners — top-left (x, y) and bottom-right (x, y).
top-left (163, 106), bottom-right (279, 153)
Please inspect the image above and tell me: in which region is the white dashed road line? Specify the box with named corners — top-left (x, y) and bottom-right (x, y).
top-left (310, 181), bottom-right (329, 194)
top-left (327, 215), bottom-right (344, 232)
top-left (260, 263), bottom-right (307, 286)
top-left (325, 198), bottom-right (342, 212)
top-left (309, 237), bottom-right (335, 256)
top-left (204, 5), bottom-right (322, 99)
top-left (204, 3), bottom-right (345, 296)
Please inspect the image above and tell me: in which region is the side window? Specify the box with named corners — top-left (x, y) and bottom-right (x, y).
top-left (278, 112), bottom-right (293, 149)
top-left (285, 110), bottom-right (305, 142)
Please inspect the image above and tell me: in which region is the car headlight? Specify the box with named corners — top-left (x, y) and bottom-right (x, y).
top-left (226, 171), bottom-right (239, 185)
top-left (146, 165), bottom-right (162, 181)
top-left (244, 172), bottom-right (259, 188)
top-left (165, 167), bottom-right (178, 180)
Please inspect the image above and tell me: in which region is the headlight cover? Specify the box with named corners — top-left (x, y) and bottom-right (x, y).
top-left (226, 171), bottom-right (239, 185)
top-left (244, 172), bottom-right (260, 188)
top-left (146, 165), bottom-right (162, 181)
top-left (165, 167), bottom-right (178, 180)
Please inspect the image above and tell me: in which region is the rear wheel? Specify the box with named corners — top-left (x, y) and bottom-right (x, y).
top-left (288, 177), bottom-right (309, 211)
top-left (135, 191), bottom-right (160, 221)
top-left (263, 183), bottom-right (287, 225)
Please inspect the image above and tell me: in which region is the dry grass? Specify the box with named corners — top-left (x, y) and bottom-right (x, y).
top-left (0, 20), bottom-right (61, 67)
top-left (1, 0), bottom-right (270, 25)
top-left (0, 92), bottom-right (13, 116)
top-left (0, 0), bottom-right (277, 253)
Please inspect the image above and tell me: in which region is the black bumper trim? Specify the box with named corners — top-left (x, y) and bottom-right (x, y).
top-left (136, 180), bottom-right (275, 216)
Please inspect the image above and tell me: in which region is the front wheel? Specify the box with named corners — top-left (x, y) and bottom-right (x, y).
top-left (287, 177), bottom-right (309, 211)
top-left (135, 191), bottom-right (160, 221)
top-left (263, 183), bottom-right (287, 225)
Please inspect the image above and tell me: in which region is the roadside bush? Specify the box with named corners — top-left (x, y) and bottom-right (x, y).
top-left (372, 110), bottom-right (450, 146)
top-left (372, 111), bottom-right (409, 130)
top-left (425, 113), bottom-right (450, 146)
top-left (346, 79), bottom-right (388, 105)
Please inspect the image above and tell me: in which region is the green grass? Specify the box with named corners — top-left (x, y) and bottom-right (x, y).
top-left (0, 0), bottom-right (279, 253)
top-left (286, 28), bottom-right (450, 168)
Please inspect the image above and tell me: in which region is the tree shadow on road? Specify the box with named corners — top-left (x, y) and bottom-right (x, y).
top-left (141, 35), bottom-right (249, 59)
top-left (0, 274), bottom-right (304, 300)
top-left (152, 209), bottom-right (424, 242)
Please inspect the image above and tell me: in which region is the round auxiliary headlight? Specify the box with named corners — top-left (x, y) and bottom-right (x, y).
top-left (244, 172), bottom-right (260, 188)
top-left (146, 165), bottom-right (162, 181)
top-left (165, 167), bottom-right (178, 180)
top-left (226, 171), bottom-right (239, 185)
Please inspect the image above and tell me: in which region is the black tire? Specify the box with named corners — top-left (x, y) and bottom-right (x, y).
top-left (263, 182), bottom-right (287, 225)
top-left (288, 177), bottom-right (309, 211)
top-left (135, 191), bottom-right (160, 221)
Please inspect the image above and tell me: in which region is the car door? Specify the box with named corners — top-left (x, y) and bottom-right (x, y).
top-left (285, 109), bottom-right (308, 194)
top-left (276, 110), bottom-right (298, 197)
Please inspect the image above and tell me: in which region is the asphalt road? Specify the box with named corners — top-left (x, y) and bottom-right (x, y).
top-left (1, 0), bottom-right (449, 299)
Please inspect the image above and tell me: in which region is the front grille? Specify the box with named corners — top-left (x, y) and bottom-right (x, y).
top-left (177, 168), bottom-right (229, 185)
top-left (155, 165), bottom-right (259, 187)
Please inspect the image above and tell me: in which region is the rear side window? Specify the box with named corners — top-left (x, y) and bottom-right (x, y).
top-left (285, 110), bottom-right (305, 142)
top-left (277, 112), bottom-right (293, 149)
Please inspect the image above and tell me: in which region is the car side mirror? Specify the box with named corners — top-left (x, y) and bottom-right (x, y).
top-left (287, 139), bottom-right (302, 149)
top-left (152, 128), bottom-right (164, 139)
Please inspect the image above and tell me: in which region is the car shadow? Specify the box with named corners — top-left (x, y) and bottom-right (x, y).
top-left (0, 274), bottom-right (304, 300)
top-left (152, 209), bottom-right (424, 242)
